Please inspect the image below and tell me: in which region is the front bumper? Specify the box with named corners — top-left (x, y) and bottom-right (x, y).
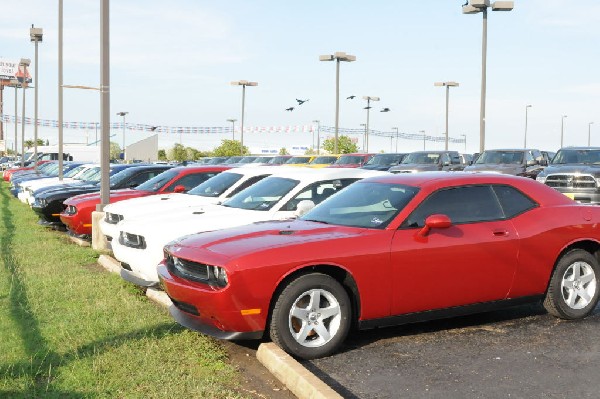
top-left (120, 265), bottom-right (159, 287)
top-left (111, 237), bottom-right (164, 284)
top-left (158, 264), bottom-right (265, 340)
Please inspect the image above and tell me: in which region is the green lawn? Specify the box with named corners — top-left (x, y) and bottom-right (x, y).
top-left (0, 183), bottom-right (246, 398)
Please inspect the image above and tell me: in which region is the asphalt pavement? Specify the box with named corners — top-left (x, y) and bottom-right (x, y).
top-left (305, 303), bottom-right (600, 399)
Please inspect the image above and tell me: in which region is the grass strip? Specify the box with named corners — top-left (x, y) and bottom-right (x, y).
top-left (0, 182), bottom-right (246, 398)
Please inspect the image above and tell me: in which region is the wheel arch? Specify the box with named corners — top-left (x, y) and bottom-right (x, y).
top-left (546, 239), bottom-right (600, 292)
top-left (265, 264), bottom-right (362, 334)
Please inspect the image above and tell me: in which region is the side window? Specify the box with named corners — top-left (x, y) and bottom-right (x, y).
top-left (282, 178), bottom-right (358, 211)
top-left (401, 185), bottom-right (504, 228)
top-left (165, 172), bottom-right (217, 192)
top-left (128, 171), bottom-right (157, 187)
top-left (440, 153), bottom-right (450, 164)
top-left (524, 151), bottom-right (534, 163)
top-left (492, 185), bottom-right (537, 218)
top-left (226, 175), bottom-right (268, 197)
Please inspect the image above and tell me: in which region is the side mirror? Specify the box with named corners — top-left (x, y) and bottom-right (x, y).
top-left (417, 214), bottom-right (452, 237)
top-left (173, 185), bottom-right (186, 193)
top-left (526, 159), bottom-right (537, 166)
top-left (295, 200), bottom-right (315, 217)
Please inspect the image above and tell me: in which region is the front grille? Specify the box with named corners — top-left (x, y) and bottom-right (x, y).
top-left (545, 174), bottom-right (597, 189)
top-left (165, 253), bottom-right (210, 283)
top-left (105, 212), bottom-right (123, 224)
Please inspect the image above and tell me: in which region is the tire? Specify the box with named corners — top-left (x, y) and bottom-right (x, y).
top-left (269, 273), bottom-right (351, 360)
top-left (544, 249), bottom-right (600, 319)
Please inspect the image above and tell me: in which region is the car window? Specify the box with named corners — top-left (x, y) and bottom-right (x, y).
top-left (492, 185), bottom-right (537, 218)
top-left (281, 178), bottom-right (359, 211)
top-left (226, 175), bottom-right (270, 197)
top-left (136, 169), bottom-right (180, 192)
top-left (401, 185), bottom-right (504, 228)
top-left (165, 172), bottom-right (218, 192)
top-left (222, 177), bottom-right (299, 211)
top-left (188, 172), bottom-right (243, 197)
top-left (126, 171), bottom-right (162, 188)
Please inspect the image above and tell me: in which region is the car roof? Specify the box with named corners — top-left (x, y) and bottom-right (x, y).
top-left (267, 166), bottom-right (388, 181)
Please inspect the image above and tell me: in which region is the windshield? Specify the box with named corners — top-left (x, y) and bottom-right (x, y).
top-left (188, 172), bottom-right (243, 197)
top-left (309, 156), bottom-right (338, 165)
top-left (551, 149), bottom-right (600, 164)
top-left (267, 156), bottom-right (291, 165)
top-left (252, 157), bottom-right (273, 163)
top-left (63, 165), bottom-right (87, 178)
top-left (335, 155), bottom-right (364, 165)
top-left (285, 156), bottom-right (311, 164)
top-left (222, 176), bottom-right (299, 211)
top-left (302, 182), bottom-right (419, 229)
top-left (365, 154), bottom-right (403, 166)
top-left (77, 166), bottom-right (101, 181)
top-left (108, 167), bottom-right (143, 187)
top-left (135, 169), bottom-right (179, 192)
top-left (475, 150), bottom-right (524, 164)
top-left (402, 153), bottom-right (440, 164)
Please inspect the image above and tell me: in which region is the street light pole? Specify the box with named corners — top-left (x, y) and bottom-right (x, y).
top-left (524, 104), bottom-right (532, 148)
top-left (420, 130), bottom-right (426, 150)
top-left (19, 58), bottom-right (30, 167)
top-left (461, 134), bottom-right (467, 152)
top-left (589, 122), bottom-right (594, 146)
top-left (560, 115), bottom-right (567, 148)
top-left (30, 25), bottom-right (43, 163)
top-left (312, 120), bottom-right (321, 154)
top-left (231, 80), bottom-right (258, 156)
top-left (462, 1), bottom-right (514, 153)
top-left (58, 0), bottom-right (64, 180)
top-left (319, 52), bottom-right (356, 154)
top-left (434, 81), bottom-right (459, 151)
top-left (10, 79), bottom-right (19, 157)
top-left (392, 127), bottom-right (399, 152)
top-left (117, 111), bottom-right (128, 160)
top-left (226, 118), bottom-right (236, 140)
top-left (363, 96), bottom-right (380, 152)
top-left (360, 123), bottom-right (367, 151)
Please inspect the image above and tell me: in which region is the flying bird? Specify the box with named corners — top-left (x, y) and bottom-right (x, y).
top-left (347, 95), bottom-right (356, 100)
top-left (381, 108), bottom-right (391, 112)
top-left (286, 107), bottom-right (295, 111)
top-left (296, 99), bottom-right (309, 105)
top-left (363, 106), bottom-right (372, 110)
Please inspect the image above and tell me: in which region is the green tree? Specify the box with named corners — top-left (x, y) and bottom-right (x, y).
top-left (157, 149), bottom-right (167, 161)
top-left (279, 147), bottom-right (290, 155)
top-left (168, 143), bottom-right (188, 162)
top-left (24, 140), bottom-right (34, 149)
top-left (212, 139), bottom-right (248, 156)
top-left (110, 141), bottom-right (121, 160)
top-left (322, 135), bottom-right (358, 154)
top-left (304, 148), bottom-right (317, 155)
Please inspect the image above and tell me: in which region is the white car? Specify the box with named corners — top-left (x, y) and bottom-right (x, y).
top-left (112, 167), bottom-right (388, 286)
top-left (99, 166), bottom-right (287, 241)
top-left (18, 164), bottom-right (98, 205)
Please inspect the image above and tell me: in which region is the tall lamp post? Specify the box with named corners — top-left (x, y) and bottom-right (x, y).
top-left (30, 25), bottom-right (43, 163)
top-left (10, 79), bottom-right (19, 156)
top-left (434, 81), bottom-right (459, 151)
top-left (560, 115), bottom-right (567, 148)
top-left (362, 96), bottom-right (380, 152)
top-left (19, 58), bottom-right (31, 167)
top-left (524, 104), bottom-right (532, 148)
top-left (420, 130), bottom-right (426, 150)
top-left (117, 111), bottom-right (128, 160)
top-left (462, 1), bottom-right (514, 153)
top-left (319, 52), bottom-right (356, 154)
top-left (360, 123), bottom-right (367, 151)
top-left (588, 122), bottom-right (594, 146)
top-left (226, 118), bottom-right (236, 140)
top-left (230, 80), bottom-right (258, 156)
top-left (461, 134), bottom-right (467, 152)
top-left (392, 127), bottom-right (399, 152)
top-left (312, 120), bottom-right (321, 154)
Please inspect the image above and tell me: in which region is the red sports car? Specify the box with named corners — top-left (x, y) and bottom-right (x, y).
top-left (60, 165), bottom-right (229, 237)
top-left (158, 172), bottom-right (600, 359)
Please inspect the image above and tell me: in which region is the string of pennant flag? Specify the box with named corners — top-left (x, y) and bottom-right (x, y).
top-left (0, 114), bottom-right (465, 144)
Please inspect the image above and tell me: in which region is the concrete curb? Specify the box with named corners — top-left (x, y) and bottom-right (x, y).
top-left (257, 343), bottom-right (343, 399)
top-left (97, 254), bottom-right (121, 274)
top-left (67, 235), bottom-right (91, 247)
top-left (146, 287), bottom-right (172, 308)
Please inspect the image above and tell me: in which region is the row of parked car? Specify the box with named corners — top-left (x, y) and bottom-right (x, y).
top-left (4, 146), bottom-right (600, 359)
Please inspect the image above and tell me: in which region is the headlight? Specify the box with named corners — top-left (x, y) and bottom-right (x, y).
top-left (536, 176), bottom-right (546, 184)
top-left (595, 178), bottom-right (600, 187)
top-left (64, 205), bottom-right (77, 215)
top-left (165, 251), bottom-right (228, 288)
top-left (105, 212), bottom-right (123, 224)
top-left (118, 231), bottom-right (146, 249)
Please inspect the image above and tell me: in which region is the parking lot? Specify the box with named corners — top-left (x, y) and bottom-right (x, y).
top-left (305, 303), bottom-right (600, 398)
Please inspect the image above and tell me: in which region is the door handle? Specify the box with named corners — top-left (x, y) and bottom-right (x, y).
top-left (493, 229), bottom-right (509, 237)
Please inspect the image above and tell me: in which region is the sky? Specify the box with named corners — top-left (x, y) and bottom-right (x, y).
top-left (1, 0), bottom-right (599, 155)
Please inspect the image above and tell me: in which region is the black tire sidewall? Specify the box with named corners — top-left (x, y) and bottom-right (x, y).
top-left (549, 250), bottom-right (600, 319)
top-left (271, 273), bottom-right (351, 360)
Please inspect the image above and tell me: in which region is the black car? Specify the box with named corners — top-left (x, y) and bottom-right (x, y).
top-left (32, 164), bottom-right (173, 226)
top-left (389, 150), bottom-right (464, 173)
top-left (463, 148), bottom-right (546, 178)
top-left (361, 153), bottom-right (408, 171)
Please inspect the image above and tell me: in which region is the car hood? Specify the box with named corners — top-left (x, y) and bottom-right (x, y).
top-left (169, 219), bottom-right (367, 262)
top-left (464, 163), bottom-right (524, 174)
top-left (64, 188), bottom-right (151, 206)
top-left (390, 163), bottom-right (439, 172)
top-left (103, 193), bottom-right (213, 217)
top-left (542, 164), bottom-right (600, 176)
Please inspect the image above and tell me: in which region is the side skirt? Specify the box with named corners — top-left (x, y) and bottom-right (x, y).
top-left (358, 295), bottom-right (545, 330)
